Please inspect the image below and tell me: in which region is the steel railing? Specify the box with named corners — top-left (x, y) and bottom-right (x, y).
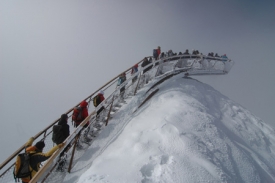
top-left (0, 54), bottom-right (233, 183)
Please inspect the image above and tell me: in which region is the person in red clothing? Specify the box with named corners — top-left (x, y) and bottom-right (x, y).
top-left (96, 90), bottom-right (105, 117)
top-left (73, 100), bottom-right (92, 145)
top-left (157, 46), bottom-right (161, 59)
top-left (74, 100), bottom-right (90, 128)
top-left (80, 100), bottom-right (90, 127)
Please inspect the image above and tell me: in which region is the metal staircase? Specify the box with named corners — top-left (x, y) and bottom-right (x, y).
top-left (0, 54), bottom-right (234, 183)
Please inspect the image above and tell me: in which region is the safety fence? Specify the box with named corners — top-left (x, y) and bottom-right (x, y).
top-left (0, 54), bottom-right (233, 183)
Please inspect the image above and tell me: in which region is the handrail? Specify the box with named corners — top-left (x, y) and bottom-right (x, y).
top-left (0, 54), bottom-right (233, 183)
top-left (29, 112), bottom-right (94, 183)
top-left (0, 56), bottom-right (150, 172)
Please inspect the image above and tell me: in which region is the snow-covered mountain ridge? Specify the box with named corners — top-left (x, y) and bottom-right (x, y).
top-left (64, 73), bottom-right (275, 183)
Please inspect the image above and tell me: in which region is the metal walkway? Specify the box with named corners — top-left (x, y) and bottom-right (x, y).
top-left (0, 54), bottom-right (233, 183)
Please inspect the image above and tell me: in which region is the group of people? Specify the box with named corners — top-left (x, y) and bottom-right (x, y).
top-left (120, 57), bottom-right (154, 98)
top-left (207, 52), bottom-right (228, 61)
top-left (15, 64), bottom-right (146, 182)
top-left (16, 90), bottom-right (108, 182)
top-left (14, 113), bottom-right (73, 182)
top-left (14, 137), bottom-right (65, 183)
top-left (15, 46), bottom-right (231, 182)
top-left (16, 47), bottom-right (178, 182)
top-left (153, 48), bottom-right (229, 63)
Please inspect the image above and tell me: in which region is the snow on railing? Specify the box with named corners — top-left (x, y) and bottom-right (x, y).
top-left (0, 54), bottom-right (233, 183)
top-left (155, 54), bottom-right (234, 77)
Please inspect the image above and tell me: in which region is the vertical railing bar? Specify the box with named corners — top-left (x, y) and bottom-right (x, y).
top-left (68, 135), bottom-right (79, 173)
top-left (105, 95), bottom-right (115, 126)
top-left (134, 73), bottom-right (142, 96)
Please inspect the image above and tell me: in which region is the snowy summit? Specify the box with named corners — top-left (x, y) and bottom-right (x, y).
top-left (62, 73), bottom-right (275, 183)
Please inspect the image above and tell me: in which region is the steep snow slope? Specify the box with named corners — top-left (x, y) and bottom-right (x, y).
top-left (63, 73), bottom-right (275, 183)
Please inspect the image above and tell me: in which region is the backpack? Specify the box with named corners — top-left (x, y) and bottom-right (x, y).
top-left (93, 95), bottom-right (101, 107)
top-left (72, 107), bottom-right (83, 123)
top-left (118, 76), bottom-right (126, 86)
top-left (13, 152), bottom-right (35, 179)
top-left (141, 59), bottom-right (149, 67)
top-left (52, 125), bottom-right (64, 144)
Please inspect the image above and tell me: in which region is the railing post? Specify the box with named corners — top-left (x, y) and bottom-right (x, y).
top-left (68, 135), bottom-right (79, 173)
top-left (134, 73), bottom-right (142, 96)
top-left (105, 95), bottom-right (115, 126)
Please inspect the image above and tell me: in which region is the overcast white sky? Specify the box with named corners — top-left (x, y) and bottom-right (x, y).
top-left (1, 0), bottom-right (275, 161)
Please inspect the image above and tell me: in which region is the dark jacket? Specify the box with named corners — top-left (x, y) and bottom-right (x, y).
top-left (183, 50), bottom-right (189, 55)
top-left (96, 93), bottom-right (105, 116)
top-left (141, 58), bottom-right (152, 74)
top-left (57, 114), bottom-right (70, 141)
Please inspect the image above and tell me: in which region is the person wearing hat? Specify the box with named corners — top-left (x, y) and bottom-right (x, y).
top-left (56, 114), bottom-right (70, 145)
top-left (74, 100), bottom-right (90, 128)
top-left (54, 114), bottom-right (71, 171)
top-left (18, 137), bottom-right (64, 183)
top-left (117, 73), bottom-right (127, 96)
top-left (221, 54), bottom-right (228, 62)
top-left (55, 114), bottom-right (70, 155)
top-left (96, 90), bottom-right (105, 118)
top-left (157, 46), bottom-right (161, 59)
top-left (131, 64), bottom-right (139, 83)
top-left (141, 57), bottom-right (152, 74)
top-left (73, 100), bottom-right (92, 145)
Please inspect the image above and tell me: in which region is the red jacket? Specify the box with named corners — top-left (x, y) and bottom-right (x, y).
top-left (78, 101), bottom-right (89, 126)
top-left (131, 64), bottom-right (138, 74)
top-left (157, 48), bottom-right (161, 56)
top-left (98, 93), bottom-right (105, 103)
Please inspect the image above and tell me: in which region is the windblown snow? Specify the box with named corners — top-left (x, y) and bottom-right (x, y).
top-left (63, 74), bottom-right (275, 183)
